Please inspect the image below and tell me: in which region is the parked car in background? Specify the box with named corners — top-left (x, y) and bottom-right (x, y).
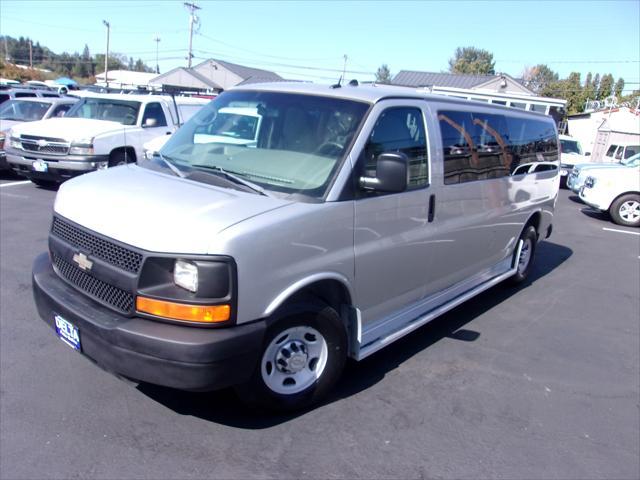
top-left (567, 152), bottom-right (640, 194)
top-left (0, 87), bottom-right (61, 105)
top-left (603, 143), bottom-right (640, 163)
top-left (580, 163), bottom-right (640, 227)
top-left (0, 97), bottom-right (78, 171)
top-left (5, 94), bottom-right (208, 186)
top-left (559, 134), bottom-right (590, 188)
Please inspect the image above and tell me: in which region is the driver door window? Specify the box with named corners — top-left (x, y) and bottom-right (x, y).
top-left (361, 107), bottom-right (428, 190)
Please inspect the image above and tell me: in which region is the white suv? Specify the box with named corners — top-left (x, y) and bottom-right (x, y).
top-left (579, 162), bottom-right (640, 227)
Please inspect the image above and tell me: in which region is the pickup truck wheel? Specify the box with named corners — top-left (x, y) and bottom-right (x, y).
top-left (508, 225), bottom-right (537, 285)
top-left (610, 194), bottom-right (640, 227)
top-left (108, 151), bottom-right (132, 167)
top-left (235, 303), bottom-right (347, 412)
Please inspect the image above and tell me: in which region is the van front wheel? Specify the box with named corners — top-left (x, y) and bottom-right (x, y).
top-left (509, 225), bottom-right (537, 285)
top-left (236, 303), bottom-right (347, 411)
top-left (610, 194), bottom-right (640, 227)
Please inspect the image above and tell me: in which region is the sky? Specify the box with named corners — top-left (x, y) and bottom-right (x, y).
top-left (1, 0), bottom-right (639, 93)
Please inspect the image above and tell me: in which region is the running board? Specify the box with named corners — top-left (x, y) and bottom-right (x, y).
top-left (355, 240), bottom-right (523, 361)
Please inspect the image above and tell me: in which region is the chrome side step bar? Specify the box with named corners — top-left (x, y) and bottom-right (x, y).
top-left (355, 240), bottom-right (523, 361)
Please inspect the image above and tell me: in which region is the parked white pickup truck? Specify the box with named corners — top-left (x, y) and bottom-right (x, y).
top-left (5, 93), bottom-right (208, 186)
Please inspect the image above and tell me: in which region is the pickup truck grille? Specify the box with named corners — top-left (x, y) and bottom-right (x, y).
top-left (51, 252), bottom-right (134, 314)
top-left (20, 135), bottom-right (69, 155)
top-left (51, 217), bottom-right (143, 273)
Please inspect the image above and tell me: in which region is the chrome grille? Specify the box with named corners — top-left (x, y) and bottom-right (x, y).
top-left (51, 217), bottom-right (143, 273)
top-left (19, 135), bottom-right (69, 156)
top-left (52, 252), bottom-right (134, 314)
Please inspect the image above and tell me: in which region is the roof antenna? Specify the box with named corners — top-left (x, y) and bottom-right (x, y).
top-left (331, 54), bottom-right (348, 89)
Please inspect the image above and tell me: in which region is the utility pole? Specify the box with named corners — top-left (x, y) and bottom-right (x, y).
top-left (3, 36), bottom-right (9, 63)
top-left (153, 35), bottom-right (161, 74)
top-left (29, 40), bottom-right (33, 68)
top-left (103, 20), bottom-right (110, 88)
top-left (184, 2), bottom-right (201, 68)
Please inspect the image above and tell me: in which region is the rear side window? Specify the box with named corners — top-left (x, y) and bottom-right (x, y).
top-left (362, 107), bottom-right (428, 189)
top-left (0, 94), bottom-right (10, 104)
top-left (606, 145), bottom-right (618, 156)
top-left (624, 145), bottom-right (639, 159)
top-left (439, 110), bottom-right (558, 184)
top-left (142, 102), bottom-right (168, 127)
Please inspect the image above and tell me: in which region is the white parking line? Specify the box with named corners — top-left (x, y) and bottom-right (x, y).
top-left (0, 180), bottom-right (31, 188)
top-left (602, 227), bottom-right (640, 237)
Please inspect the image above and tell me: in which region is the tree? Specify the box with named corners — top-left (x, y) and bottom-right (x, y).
top-left (375, 64), bottom-right (392, 84)
top-left (614, 78), bottom-right (625, 98)
top-left (522, 64), bottom-right (558, 94)
top-left (597, 73), bottom-right (613, 100)
top-left (448, 47), bottom-right (495, 75)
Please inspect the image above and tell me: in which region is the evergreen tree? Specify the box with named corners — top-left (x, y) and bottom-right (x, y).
top-left (375, 64), bottom-right (392, 84)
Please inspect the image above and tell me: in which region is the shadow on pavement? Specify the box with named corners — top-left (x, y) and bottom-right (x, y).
top-left (138, 240), bottom-right (573, 428)
top-left (580, 207), bottom-right (610, 222)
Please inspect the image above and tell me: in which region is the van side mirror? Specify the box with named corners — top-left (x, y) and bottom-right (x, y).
top-left (359, 152), bottom-right (408, 193)
top-left (143, 118), bottom-right (158, 128)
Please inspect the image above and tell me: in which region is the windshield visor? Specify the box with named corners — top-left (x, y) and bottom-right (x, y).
top-left (160, 90), bottom-right (369, 199)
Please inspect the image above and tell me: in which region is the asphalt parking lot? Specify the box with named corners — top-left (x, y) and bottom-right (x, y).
top-left (1, 173), bottom-right (639, 480)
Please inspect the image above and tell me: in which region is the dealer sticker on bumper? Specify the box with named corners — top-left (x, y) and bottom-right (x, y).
top-left (32, 160), bottom-right (48, 172)
top-left (54, 314), bottom-right (81, 351)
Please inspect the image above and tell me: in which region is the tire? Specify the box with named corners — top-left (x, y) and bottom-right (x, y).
top-left (235, 302), bottom-right (347, 412)
top-left (30, 178), bottom-right (58, 188)
top-left (108, 150), bottom-right (133, 168)
top-left (609, 194), bottom-right (640, 227)
top-left (508, 225), bottom-right (537, 285)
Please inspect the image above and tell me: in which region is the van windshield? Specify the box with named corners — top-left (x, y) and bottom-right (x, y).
top-left (159, 90), bottom-right (369, 199)
top-left (560, 139), bottom-right (582, 155)
top-left (65, 98), bottom-right (141, 125)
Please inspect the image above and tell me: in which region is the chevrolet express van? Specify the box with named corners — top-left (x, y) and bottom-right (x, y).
top-left (33, 83), bottom-right (559, 410)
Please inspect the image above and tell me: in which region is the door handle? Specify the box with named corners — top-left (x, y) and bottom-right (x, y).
top-left (428, 194), bottom-right (436, 223)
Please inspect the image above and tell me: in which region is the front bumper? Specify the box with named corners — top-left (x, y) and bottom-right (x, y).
top-left (32, 253), bottom-right (266, 391)
top-left (6, 149), bottom-right (109, 182)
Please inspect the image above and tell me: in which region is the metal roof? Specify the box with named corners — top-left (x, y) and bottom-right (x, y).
top-left (151, 67), bottom-right (222, 90)
top-left (203, 59), bottom-right (283, 82)
top-left (392, 71), bottom-right (497, 89)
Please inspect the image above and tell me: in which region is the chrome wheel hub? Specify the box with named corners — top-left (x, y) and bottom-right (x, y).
top-left (619, 201), bottom-right (640, 222)
top-left (261, 326), bottom-right (328, 395)
top-left (518, 238), bottom-right (532, 275)
top-left (275, 340), bottom-right (309, 374)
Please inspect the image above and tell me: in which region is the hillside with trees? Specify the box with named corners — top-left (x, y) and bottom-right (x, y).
top-left (0, 35), bottom-right (154, 83)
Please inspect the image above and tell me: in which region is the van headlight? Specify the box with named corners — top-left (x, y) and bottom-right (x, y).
top-left (174, 259), bottom-right (198, 292)
top-left (9, 136), bottom-right (21, 149)
top-left (584, 176), bottom-right (596, 188)
top-left (69, 137), bottom-right (94, 155)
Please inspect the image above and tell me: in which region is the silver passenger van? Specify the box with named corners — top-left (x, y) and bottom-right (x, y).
top-left (33, 82), bottom-right (559, 410)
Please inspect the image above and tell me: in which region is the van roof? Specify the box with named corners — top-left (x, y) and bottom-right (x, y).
top-left (231, 81), bottom-right (550, 117)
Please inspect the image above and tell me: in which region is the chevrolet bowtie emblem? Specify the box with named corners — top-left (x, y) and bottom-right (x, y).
top-left (72, 252), bottom-right (93, 271)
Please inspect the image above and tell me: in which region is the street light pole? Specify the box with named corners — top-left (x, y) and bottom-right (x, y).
top-left (103, 20), bottom-right (110, 89)
top-left (154, 35), bottom-right (161, 74)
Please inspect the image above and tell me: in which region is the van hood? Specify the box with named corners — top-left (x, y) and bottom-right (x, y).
top-left (0, 119), bottom-right (22, 132)
top-left (10, 117), bottom-right (127, 141)
top-left (53, 165), bottom-right (293, 254)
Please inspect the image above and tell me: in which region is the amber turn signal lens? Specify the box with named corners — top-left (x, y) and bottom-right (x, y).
top-left (136, 296), bottom-right (230, 323)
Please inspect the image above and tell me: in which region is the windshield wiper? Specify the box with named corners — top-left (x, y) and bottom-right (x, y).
top-left (191, 164), bottom-right (270, 196)
top-left (157, 153), bottom-right (186, 178)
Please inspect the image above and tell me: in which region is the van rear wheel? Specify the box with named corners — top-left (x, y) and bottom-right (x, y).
top-left (509, 226), bottom-right (537, 285)
top-left (235, 302), bottom-right (347, 412)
